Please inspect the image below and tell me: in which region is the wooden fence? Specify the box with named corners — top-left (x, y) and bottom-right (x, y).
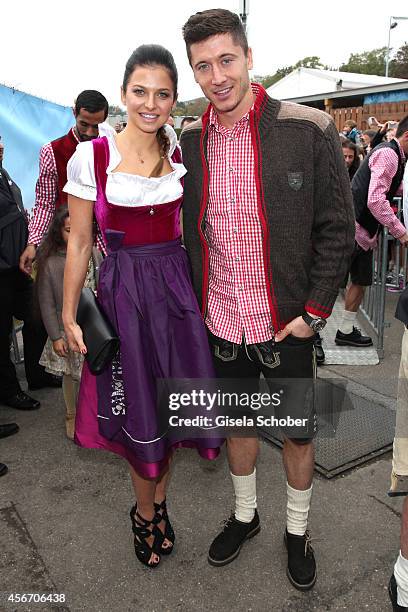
top-left (329, 101), bottom-right (408, 131)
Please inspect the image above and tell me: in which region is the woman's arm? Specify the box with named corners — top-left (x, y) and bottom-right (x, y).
top-left (62, 194), bottom-right (94, 353)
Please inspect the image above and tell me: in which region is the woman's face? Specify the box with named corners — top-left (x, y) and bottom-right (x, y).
top-left (62, 216), bottom-right (71, 244)
top-left (121, 65), bottom-right (176, 134)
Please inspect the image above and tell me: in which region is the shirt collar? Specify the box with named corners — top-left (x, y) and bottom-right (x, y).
top-left (71, 127), bottom-right (80, 144)
top-left (209, 82), bottom-right (262, 132)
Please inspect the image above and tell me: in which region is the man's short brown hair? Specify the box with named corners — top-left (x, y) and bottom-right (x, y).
top-left (182, 9), bottom-right (248, 64)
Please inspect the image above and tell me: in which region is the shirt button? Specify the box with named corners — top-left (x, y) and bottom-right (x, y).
top-left (229, 167), bottom-right (234, 173)
top-left (232, 228), bottom-right (238, 234)
top-left (231, 198), bottom-right (235, 203)
top-left (238, 286), bottom-right (243, 291)
top-left (235, 256), bottom-right (240, 262)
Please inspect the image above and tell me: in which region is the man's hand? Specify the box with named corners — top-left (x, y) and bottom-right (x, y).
top-left (52, 338), bottom-right (69, 358)
top-left (275, 315), bottom-right (315, 343)
top-left (399, 233), bottom-right (408, 247)
top-left (19, 244), bottom-right (37, 275)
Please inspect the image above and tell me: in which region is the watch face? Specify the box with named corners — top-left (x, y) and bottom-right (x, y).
top-left (311, 318), bottom-right (326, 332)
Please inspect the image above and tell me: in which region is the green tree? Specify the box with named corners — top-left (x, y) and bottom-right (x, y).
top-left (390, 42), bottom-right (408, 79)
top-left (339, 47), bottom-right (388, 75)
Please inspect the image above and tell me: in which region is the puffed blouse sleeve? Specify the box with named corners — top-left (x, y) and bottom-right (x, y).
top-left (63, 141), bottom-right (97, 201)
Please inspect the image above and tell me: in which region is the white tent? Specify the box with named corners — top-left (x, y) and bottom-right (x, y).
top-left (266, 67), bottom-right (407, 100)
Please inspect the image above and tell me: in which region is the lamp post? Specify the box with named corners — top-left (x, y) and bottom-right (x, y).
top-left (385, 16), bottom-right (408, 77)
top-left (239, 0), bottom-right (249, 33)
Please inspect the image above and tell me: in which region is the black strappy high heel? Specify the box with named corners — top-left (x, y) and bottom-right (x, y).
top-left (154, 498), bottom-right (175, 555)
top-left (130, 505), bottom-right (164, 568)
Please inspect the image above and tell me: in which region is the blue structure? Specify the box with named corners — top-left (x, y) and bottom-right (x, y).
top-left (364, 90), bottom-right (408, 104)
top-left (0, 84), bottom-right (73, 210)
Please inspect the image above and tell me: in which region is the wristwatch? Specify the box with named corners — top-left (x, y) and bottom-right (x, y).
top-left (301, 312), bottom-right (327, 332)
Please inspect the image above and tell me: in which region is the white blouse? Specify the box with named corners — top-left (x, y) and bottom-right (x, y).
top-left (63, 125), bottom-right (186, 207)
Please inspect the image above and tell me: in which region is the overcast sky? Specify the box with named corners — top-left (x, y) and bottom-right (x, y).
top-left (2, 1), bottom-right (408, 108)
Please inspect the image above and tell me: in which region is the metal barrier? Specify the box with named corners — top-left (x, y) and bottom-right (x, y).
top-left (360, 197), bottom-right (406, 359)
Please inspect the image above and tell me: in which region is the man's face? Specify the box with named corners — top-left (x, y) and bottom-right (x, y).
top-left (74, 108), bottom-right (106, 141)
top-left (361, 133), bottom-right (371, 148)
top-left (343, 147), bottom-right (355, 168)
top-left (342, 125), bottom-right (351, 135)
top-left (0, 142), bottom-right (3, 163)
top-left (400, 131), bottom-right (408, 155)
top-left (189, 33), bottom-right (253, 120)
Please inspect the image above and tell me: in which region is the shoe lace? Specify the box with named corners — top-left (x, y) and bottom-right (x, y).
top-left (304, 530), bottom-right (321, 556)
top-left (221, 514), bottom-right (235, 531)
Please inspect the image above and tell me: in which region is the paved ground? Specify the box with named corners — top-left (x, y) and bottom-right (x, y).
top-left (0, 292), bottom-right (405, 612)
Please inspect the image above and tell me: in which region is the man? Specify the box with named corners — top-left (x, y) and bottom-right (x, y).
top-left (342, 139), bottom-right (360, 181)
top-left (180, 9), bottom-right (354, 590)
top-left (0, 140), bottom-right (50, 409)
top-left (180, 116), bottom-right (197, 132)
top-left (335, 116), bottom-right (408, 348)
top-left (389, 164), bottom-right (408, 611)
top-left (0, 422), bottom-right (20, 477)
top-left (19, 89), bottom-right (109, 275)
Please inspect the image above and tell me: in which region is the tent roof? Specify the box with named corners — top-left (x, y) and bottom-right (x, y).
top-left (266, 67), bottom-right (407, 100)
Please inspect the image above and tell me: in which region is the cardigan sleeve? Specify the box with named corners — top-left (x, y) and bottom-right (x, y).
top-left (305, 121), bottom-right (355, 318)
top-left (37, 259), bottom-right (63, 341)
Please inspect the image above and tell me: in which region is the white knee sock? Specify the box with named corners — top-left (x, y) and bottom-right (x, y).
top-left (231, 469), bottom-right (257, 523)
top-left (339, 310), bottom-right (357, 335)
top-left (286, 483), bottom-right (313, 536)
top-left (395, 551), bottom-right (408, 606)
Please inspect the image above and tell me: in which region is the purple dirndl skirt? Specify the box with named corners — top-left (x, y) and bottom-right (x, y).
top-left (75, 233), bottom-right (223, 477)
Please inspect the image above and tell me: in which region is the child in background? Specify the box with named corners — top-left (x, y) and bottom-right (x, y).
top-left (35, 205), bottom-right (102, 439)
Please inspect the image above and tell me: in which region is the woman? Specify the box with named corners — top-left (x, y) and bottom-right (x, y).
top-left (62, 45), bottom-right (222, 568)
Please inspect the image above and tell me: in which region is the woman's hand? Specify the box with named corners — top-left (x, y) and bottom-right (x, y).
top-left (63, 321), bottom-right (87, 354)
top-left (52, 338), bottom-right (69, 357)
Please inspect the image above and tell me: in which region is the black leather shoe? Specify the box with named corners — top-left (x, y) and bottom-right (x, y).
top-left (285, 529), bottom-right (317, 591)
top-left (335, 327), bottom-right (373, 347)
top-left (208, 511), bottom-right (260, 566)
top-left (2, 392), bottom-right (40, 410)
top-left (389, 573), bottom-right (408, 611)
top-left (0, 463), bottom-right (8, 477)
top-left (0, 423), bottom-right (19, 439)
top-left (28, 374), bottom-right (62, 390)
top-left (314, 333), bottom-right (325, 365)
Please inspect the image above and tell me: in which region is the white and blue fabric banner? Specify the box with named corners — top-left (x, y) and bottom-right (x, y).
top-left (0, 84), bottom-right (73, 210)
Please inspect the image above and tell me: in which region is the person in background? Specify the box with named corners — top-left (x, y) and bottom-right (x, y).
top-left (342, 139), bottom-right (360, 180)
top-left (388, 285), bottom-right (408, 611)
top-left (361, 130), bottom-right (377, 155)
top-left (19, 90), bottom-right (109, 276)
top-left (35, 205), bottom-right (102, 439)
top-left (0, 139), bottom-right (48, 410)
top-left (342, 119), bottom-right (361, 147)
top-left (180, 116), bottom-right (197, 131)
top-left (335, 116), bottom-right (408, 348)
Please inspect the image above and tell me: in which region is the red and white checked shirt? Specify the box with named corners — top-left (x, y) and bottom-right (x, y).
top-left (205, 84), bottom-right (273, 345)
top-left (355, 139), bottom-right (406, 251)
top-left (28, 128), bottom-right (80, 246)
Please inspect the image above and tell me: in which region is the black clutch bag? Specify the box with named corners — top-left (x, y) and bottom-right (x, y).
top-left (77, 287), bottom-right (120, 375)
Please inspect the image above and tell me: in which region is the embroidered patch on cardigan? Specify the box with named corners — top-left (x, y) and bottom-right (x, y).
top-left (287, 172), bottom-right (303, 191)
